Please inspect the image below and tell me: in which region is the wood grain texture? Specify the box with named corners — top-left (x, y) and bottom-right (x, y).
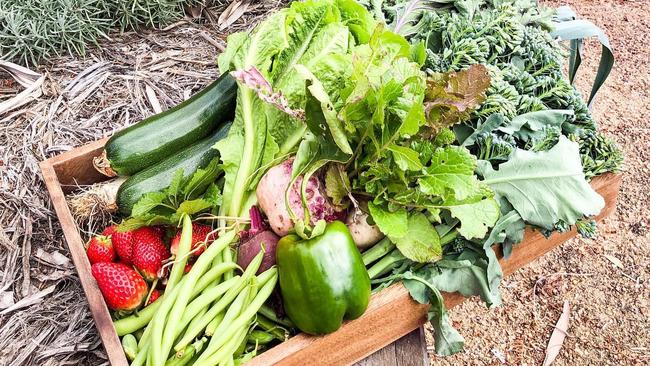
top-left (39, 158), bottom-right (128, 366)
top-left (40, 139), bottom-right (621, 366)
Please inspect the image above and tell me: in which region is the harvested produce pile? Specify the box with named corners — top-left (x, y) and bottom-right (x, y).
top-left (60, 0), bottom-right (624, 362)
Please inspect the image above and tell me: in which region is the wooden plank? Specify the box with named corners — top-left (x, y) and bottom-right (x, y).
top-left (394, 327), bottom-right (428, 366)
top-left (356, 341), bottom-right (397, 366)
top-left (40, 138), bottom-right (621, 366)
top-left (245, 173), bottom-right (621, 366)
top-left (49, 137), bottom-right (108, 193)
top-left (39, 159), bottom-right (128, 366)
top-left (356, 328), bottom-right (428, 366)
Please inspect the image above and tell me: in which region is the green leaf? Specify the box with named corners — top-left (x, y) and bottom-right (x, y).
top-left (367, 201), bottom-right (408, 238)
top-left (297, 65), bottom-right (353, 155)
top-left (419, 146), bottom-right (483, 201)
top-left (182, 158), bottom-right (222, 199)
top-left (460, 113), bottom-right (505, 147)
top-left (402, 272), bottom-right (465, 356)
top-left (130, 192), bottom-right (168, 218)
top-left (389, 212), bottom-right (441, 263)
top-left (167, 169), bottom-right (184, 197)
top-left (480, 136), bottom-right (605, 229)
top-left (176, 199), bottom-right (213, 216)
top-left (324, 164), bottom-right (351, 206)
top-left (203, 183), bottom-right (223, 207)
top-left (387, 144), bottom-right (423, 171)
top-left (551, 18), bottom-right (614, 106)
top-left (498, 110), bottom-right (574, 142)
top-left (446, 197), bottom-right (500, 239)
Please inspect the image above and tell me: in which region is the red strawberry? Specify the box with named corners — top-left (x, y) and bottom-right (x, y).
top-left (86, 235), bottom-right (115, 264)
top-left (111, 228), bottom-right (136, 265)
top-left (91, 262), bottom-right (148, 311)
top-left (132, 227), bottom-right (169, 281)
top-left (170, 223), bottom-right (217, 257)
top-left (184, 263), bottom-right (193, 274)
top-left (102, 225), bottom-right (117, 237)
top-left (146, 289), bottom-right (162, 306)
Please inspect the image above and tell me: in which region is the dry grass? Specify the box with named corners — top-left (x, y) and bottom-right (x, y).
top-left (0, 0), bottom-right (647, 365)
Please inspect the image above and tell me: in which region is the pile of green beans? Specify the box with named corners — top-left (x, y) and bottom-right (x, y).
top-left (113, 216), bottom-right (288, 365)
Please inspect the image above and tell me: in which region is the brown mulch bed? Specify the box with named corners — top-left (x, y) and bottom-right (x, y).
top-left (0, 0), bottom-right (647, 365)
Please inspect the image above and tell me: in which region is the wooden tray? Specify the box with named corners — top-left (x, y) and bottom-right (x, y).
top-left (40, 139), bottom-right (621, 366)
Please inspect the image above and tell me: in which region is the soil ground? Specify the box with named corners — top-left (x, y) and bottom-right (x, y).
top-left (0, 0), bottom-right (647, 365)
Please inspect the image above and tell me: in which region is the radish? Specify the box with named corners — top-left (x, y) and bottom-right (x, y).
top-left (237, 206), bottom-right (279, 274)
top-left (256, 159), bottom-right (347, 236)
top-left (345, 201), bottom-right (385, 249)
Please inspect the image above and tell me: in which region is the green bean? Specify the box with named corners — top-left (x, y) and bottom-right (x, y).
top-left (194, 325), bottom-right (249, 366)
top-left (122, 334), bottom-right (138, 361)
top-left (114, 263), bottom-right (237, 336)
top-left (173, 250), bottom-right (263, 353)
top-left (258, 304), bottom-right (294, 328)
top-left (247, 330), bottom-right (275, 345)
top-left (177, 275), bottom-right (240, 337)
top-left (156, 230), bottom-right (237, 366)
top-left (222, 247), bottom-right (235, 280)
top-left (193, 272), bottom-right (278, 366)
top-left (168, 215), bottom-right (193, 292)
top-left (210, 283), bottom-right (253, 339)
top-left (256, 314), bottom-right (288, 341)
top-left (165, 337), bottom-right (207, 366)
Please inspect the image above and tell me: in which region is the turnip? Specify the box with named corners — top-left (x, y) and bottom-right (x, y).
top-left (256, 159), bottom-right (347, 236)
top-left (237, 206), bottom-right (279, 274)
top-left (345, 201), bottom-right (385, 249)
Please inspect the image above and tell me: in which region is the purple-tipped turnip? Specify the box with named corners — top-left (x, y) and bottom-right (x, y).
top-left (256, 159), bottom-right (347, 236)
top-left (237, 206), bottom-right (279, 274)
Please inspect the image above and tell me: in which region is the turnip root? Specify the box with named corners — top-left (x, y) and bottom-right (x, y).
top-left (237, 206), bottom-right (279, 274)
top-left (346, 202), bottom-right (384, 249)
top-left (256, 159), bottom-right (346, 236)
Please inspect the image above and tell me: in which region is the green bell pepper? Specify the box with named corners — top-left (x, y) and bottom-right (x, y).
top-left (276, 221), bottom-right (371, 335)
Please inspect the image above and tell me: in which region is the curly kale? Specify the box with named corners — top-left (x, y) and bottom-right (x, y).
top-left (475, 132), bottom-right (515, 162)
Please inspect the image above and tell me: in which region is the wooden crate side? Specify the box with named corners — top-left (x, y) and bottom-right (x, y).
top-left (50, 138), bottom-right (109, 193)
top-left (39, 160), bottom-right (129, 366)
top-left (246, 173), bottom-right (621, 366)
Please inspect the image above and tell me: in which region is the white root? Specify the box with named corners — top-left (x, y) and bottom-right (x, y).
top-left (346, 201), bottom-right (385, 250)
top-left (66, 177), bottom-right (126, 223)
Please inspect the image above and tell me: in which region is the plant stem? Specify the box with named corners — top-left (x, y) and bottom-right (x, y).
top-left (362, 237), bottom-right (395, 266)
top-left (367, 249), bottom-right (406, 280)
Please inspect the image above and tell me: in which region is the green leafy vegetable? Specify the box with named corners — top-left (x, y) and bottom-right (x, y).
top-left (122, 159), bottom-right (223, 229)
top-left (479, 136), bottom-right (605, 230)
top-left (388, 212), bottom-right (441, 263)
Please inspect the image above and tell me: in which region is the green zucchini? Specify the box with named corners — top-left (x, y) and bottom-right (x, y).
top-left (116, 122), bottom-right (232, 215)
top-left (101, 73), bottom-right (236, 176)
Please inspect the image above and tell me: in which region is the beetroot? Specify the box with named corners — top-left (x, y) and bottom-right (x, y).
top-left (256, 159), bottom-right (347, 236)
top-left (237, 206), bottom-right (279, 274)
